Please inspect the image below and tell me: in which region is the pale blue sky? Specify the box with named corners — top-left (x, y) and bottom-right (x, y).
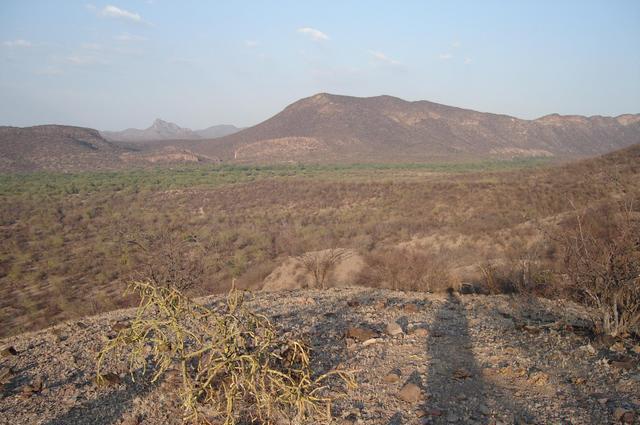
top-left (1, 1), bottom-right (639, 130)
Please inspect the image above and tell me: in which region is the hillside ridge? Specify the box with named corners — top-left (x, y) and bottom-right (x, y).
top-left (189, 93), bottom-right (640, 163)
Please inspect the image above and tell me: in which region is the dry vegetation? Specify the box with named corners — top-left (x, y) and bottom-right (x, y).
top-left (560, 198), bottom-right (640, 336)
top-left (1, 147), bottom-right (639, 338)
top-left (300, 249), bottom-right (351, 290)
top-left (357, 247), bottom-right (454, 293)
top-left (97, 281), bottom-right (354, 424)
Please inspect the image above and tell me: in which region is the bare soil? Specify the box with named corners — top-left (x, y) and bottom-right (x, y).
top-left (1, 288), bottom-right (638, 424)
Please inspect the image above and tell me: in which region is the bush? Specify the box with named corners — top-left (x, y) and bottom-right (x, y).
top-left (126, 233), bottom-right (205, 292)
top-left (478, 242), bottom-right (557, 297)
top-left (358, 247), bottom-right (453, 292)
top-left (559, 199), bottom-right (640, 336)
top-left (300, 248), bottom-right (350, 289)
top-left (477, 262), bottom-right (516, 295)
top-left (97, 281), bottom-right (355, 424)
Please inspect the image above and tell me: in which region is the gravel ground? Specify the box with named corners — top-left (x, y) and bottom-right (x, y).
top-left (1, 287), bottom-right (639, 425)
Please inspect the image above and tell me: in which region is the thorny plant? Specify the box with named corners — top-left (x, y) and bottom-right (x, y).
top-left (96, 281), bottom-right (356, 424)
top-left (560, 198), bottom-right (640, 336)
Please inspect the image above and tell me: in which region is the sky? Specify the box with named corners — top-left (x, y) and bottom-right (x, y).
top-left (1, 1), bottom-right (639, 130)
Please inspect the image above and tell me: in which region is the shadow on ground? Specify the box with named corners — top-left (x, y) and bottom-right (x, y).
top-left (42, 370), bottom-right (161, 425)
top-left (420, 293), bottom-right (537, 424)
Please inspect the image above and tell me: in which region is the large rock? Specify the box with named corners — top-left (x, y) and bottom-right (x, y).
top-left (385, 321), bottom-right (403, 337)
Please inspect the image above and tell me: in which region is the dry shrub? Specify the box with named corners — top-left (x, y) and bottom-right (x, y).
top-left (476, 260), bottom-right (557, 297)
top-left (97, 281), bottom-right (355, 424)
top-left (478, 241), bottom-right (560, 298)
top-left (559, 199), bottom-right (640, 336)
top-left (126, 233), bottom-right (205, 292)
top-left (358, 247), bottom-right (453, 292)
top-left (506, 243), bottom-right (558, 297)
top-left (477, 262), bottom-right (514, 295)
top-left (300, 249), bottom-right (350, 289)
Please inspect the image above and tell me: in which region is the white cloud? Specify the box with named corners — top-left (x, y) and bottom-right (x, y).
top-left (81, 42), bottom-right (102, 50)
top-left (169, 57), bottom-right (198, 65)
top-left (101, 5), bottom-right (142, 22)
top-left (369, 50), bottom-right (401, 66)
top-left (112, 46), bottom-right (144, 56)
top-left (245, 40), bottom-right (259, 48)
top-left (297, 27), bottom-right (329, 41)
top-left (67, 55), bottom-right (108, 66)
top-left (3, 39), bottom-right (32, 48)
top-left (439, 53), bottom-right (453, 60)
top-left (464, 57), bottom-right (473, 65)
top-left (114, 33), bottom-right (147, 42)
top-left (35, 66), bottom-right (63, 76)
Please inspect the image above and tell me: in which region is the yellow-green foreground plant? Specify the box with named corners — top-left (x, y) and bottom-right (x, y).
top-left (97, 281), bottom-right (355, 424)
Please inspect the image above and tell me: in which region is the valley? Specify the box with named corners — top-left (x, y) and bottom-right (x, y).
top-left (1, 146), bottom-right (638, 337)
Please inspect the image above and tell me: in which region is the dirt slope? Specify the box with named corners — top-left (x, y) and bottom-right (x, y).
top-left (1, 288), bottom-right (638, 424)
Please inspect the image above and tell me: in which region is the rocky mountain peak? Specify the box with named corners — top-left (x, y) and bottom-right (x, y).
top-left (150, 119), bottom-right (183, 132)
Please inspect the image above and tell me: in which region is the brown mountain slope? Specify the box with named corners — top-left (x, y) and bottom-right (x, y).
top-left (191, 93), bottom-right (640, 162)
top-left (0, 125), bottom-right (218, 172)
top-left (0, 125), bottom-right (127, 172)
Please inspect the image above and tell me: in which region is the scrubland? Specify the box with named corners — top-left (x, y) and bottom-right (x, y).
top-left (0, 151), bottom-right (638, 338)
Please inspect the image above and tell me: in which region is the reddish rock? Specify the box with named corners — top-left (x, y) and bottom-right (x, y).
top-left (397, 383), bottom-right (422, 403)
top-left (383, 371), bottom-right (401, 383)
top-left (409, 327), bottom-right (429, 337)
top-left (403, 303), bottom-right (420, 314)
top-left (345, 327), bottom-right (377, 342)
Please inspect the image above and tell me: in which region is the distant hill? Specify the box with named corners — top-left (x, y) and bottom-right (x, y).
top-left (0, 125), bottom-right (127, 172)
top-left (0, 125), bottom-right (217, 172)
top-left (195, 124), bottom-right (243, 139)
top-left (101, 119), bottom-right (241, 143)
top-left (190, 93), bottom-right (640, 162)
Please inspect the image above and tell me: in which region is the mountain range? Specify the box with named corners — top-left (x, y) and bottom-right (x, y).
top-left (100, 119), bottom-right (242, 143)
top-left (187, 93), bottom-right (640, 162)
top-left (1, 93), bottom-right (639, 171)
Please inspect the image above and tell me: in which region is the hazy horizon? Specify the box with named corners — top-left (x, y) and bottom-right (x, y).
top-left (1, 1), bottom-right (639, 130)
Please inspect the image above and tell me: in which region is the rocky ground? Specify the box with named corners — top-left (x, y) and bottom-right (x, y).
top-left (1, 287), bottom-right (639, 425)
